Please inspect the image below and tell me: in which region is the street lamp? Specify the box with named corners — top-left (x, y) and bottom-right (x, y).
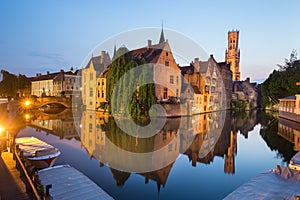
top-left (24, 100), bottom-right (31, 107)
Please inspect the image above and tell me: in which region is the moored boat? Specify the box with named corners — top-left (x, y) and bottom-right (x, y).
top-left (15, 137), bottom-right (61, 169)
top-left (289, 151), bottom-right (300, 171)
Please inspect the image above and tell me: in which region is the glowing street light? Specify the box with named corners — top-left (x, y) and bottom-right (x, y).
top-left (0, 126), bottom-right (4, 136)
top-left (24, 100), bottom-right (31, 107)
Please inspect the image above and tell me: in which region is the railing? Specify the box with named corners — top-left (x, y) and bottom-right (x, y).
top-left (13, 146), bottom-right (41, 200)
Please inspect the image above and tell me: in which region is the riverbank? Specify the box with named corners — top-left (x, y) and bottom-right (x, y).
top-left (0, 151), bottom-right (33, 200)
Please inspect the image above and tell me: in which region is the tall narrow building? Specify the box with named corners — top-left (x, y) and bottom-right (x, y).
top-left (225, 30), bottom-right (240, 81)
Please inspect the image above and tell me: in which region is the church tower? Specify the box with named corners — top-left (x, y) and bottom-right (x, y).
top-left (226, 30), bottom-right (240, 81)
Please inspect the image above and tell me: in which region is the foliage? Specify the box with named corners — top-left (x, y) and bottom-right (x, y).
top-left (232, 100), bottom-right (247, 110)
top-left (107, 48), bottom-right (157, 121)
top-left (260, 51), bottom-right (300, 108)
top-left (0, 70), bottom-right (30, 97)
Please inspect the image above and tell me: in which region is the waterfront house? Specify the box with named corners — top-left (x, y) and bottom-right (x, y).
top-left (130, 29), bottom-right (182, 102)
top-left (232, 77), bottom-right (258, 110)
top-left (279, 95), bottom-right (300, 122)
top-left (180, 55), bottom-right (226, 113)
top-left (31, 69), bottom-right (80, 98)
top-left (31, 72), bottom-right (59, 97)
top-left (81, 51), bottom-right (111, 110)
top-left (96, 67), bottom-right (109, 109)
top-left (53, 68), bottom-right (80, 98)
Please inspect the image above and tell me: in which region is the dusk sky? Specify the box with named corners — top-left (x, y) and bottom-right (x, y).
top-left (0, 0), bottom-right (299, 82)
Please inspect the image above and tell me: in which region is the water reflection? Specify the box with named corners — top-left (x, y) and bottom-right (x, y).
top-left (4, 107), bottom-right (298, 197)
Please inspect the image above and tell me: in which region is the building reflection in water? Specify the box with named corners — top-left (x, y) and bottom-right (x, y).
top-left (20, 108), bottom-right (299, 190)
top-left (278, 117), bottom-right (300, 151)
top-left (28, 109), bottom-right (79, 140)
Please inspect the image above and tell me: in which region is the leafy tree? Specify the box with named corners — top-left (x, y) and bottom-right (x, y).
top-left (107, 48), bottom-right (157, 121)
top-left (261, 51), bottom-right (300, 108)
top-left (0, 70), bottom-right (30, 97)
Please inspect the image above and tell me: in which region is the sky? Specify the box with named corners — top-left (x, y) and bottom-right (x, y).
top-left (0, 0), bottom-right (299, 82)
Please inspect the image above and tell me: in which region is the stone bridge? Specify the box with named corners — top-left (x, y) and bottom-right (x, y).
top-left (32, 97), bottom-right (72, 108)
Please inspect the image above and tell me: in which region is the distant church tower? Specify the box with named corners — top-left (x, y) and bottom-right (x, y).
top-left (226, 30), bottom-right (240, 81)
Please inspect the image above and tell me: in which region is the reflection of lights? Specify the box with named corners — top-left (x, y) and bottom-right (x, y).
top-left (0, 126), bottom-right (3, 133)
top-left (24, 114), bottom-right (30, 120)
top-left (79, 124), bottom-right (82, 128)
top-left (24, 100), bottom-right (31, 106)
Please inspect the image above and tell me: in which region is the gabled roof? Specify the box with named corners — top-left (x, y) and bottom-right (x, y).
top-left (131, 42), bottom-right (166, 63)
top-left (85, 53), bottom-right (111, 76)
top-left (192, 85), bottom-right (202, 94)
top-left (180, 65), bottom-right (194, 75)
top-left (31, 72), bottom-right (60, 82)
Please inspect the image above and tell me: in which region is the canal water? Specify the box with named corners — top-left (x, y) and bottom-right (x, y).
top-left (9, 109), bottom-right (298, 199)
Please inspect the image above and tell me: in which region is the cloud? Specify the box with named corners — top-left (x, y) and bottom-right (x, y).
top-left (29, 51), bottom-right (69, 66)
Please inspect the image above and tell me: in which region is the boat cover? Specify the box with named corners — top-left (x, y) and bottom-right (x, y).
top-left (15, 137), bottom-right (57, 157)
top-left (37, 165), bottom-right (113, 200)
top-left (291, 151), bottom-right (300, 165)
top-left (224, 165), bottom-right (300, 199)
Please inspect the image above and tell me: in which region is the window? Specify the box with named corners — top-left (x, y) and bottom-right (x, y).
top-left (168, 144), bottom-right (172, 152)
top-left (170, 75), bottom-right (174, 84)
top-left (90, 73), bottom-right (93, 80)
top-left (89, 88), bottom-right (93, 97)
top-left (102, 80), bottom-right (105, 85)
top-left (205, 85), bottom-right (210, 93)
top-left (89, 123), bottom-right (93, 132)
top-left (204, 96), bottom-right (207, 102)
top-left (102, 91), bottom-right (104, 98)
top-left (176, 89), bottom-right (179, 97)
top-left (98, 91), bottom-right (100, 98)
top-left (176, 76), bottom-right (179, 85)
top-left (165, 61), bottom-right (169, 66)
top-left (166, 52), bottom-right (168, 56)
top-left (163, 131), bottom-right (166, 140)
top-left (163, 88), bottom-right (168, 99)
top-left (211, 86), bottom-right (215, 93)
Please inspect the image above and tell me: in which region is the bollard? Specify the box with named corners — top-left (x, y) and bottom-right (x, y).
top-left (44, 184), bottom-right (52, 200)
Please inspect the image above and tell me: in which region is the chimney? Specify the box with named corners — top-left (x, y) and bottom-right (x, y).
top-left (60, 69), bottom-right (64, 73)
top-left (47, 71), bottom-right (50, 75)
top-left (100, 51), bottom-right (105, 63)
top-left (194, 58), bottom-right (200, 72)
top-left (246, 77), bottom-right (250, 82)
top-left (36, 73), bottom-right (39, 77)
top-left (70, 67), bottom-right (74, 73)
top-left (148, 40), bottom-right (152, 47)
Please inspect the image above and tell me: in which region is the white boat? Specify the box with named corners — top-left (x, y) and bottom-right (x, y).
top-left (289, 151), bottom-right (300, 171)
top-left (37, 165), bottom-right (113, 200)
top-left (15, 137), bottom-right (61, 169)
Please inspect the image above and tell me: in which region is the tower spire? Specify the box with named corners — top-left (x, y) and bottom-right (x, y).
top-left (113, 43), bottom-right (117, 60)
top-left (159, 21), bottom-right (165, 44)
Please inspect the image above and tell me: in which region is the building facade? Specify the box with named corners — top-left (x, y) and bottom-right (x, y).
top-left (226, 30), bottom-right (240, 81)
top-left (82, 51), bottom-right (111, 110)
top-left (279, 94), bottom-right (300, 122)
top-left (31, 72), bottom-right (59, 97)
top-left (232, 77), bottom-right (258, 109)
top-left (53, 68), bottom-right (80, 98)
top-left (130, 30), bottom-right (182, 102)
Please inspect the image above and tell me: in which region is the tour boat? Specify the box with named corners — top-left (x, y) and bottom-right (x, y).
top-left (15, 137), bottom-right (61, 169)
top-left (289, 151), bottom-right (300, 171)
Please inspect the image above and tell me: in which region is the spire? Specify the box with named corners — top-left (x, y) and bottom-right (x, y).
top-left (159, 21), bottom-right (165, 44)
top-left (112, 43), bottom-right (117, 60)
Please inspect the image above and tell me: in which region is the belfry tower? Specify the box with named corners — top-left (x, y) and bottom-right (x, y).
top-left (226, 30), bottom-right (240, 81)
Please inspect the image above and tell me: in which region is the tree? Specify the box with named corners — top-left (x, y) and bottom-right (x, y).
top-left (261, 51), bottom-right (300, 108)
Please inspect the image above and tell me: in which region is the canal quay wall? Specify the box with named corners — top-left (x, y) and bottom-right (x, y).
top-left (0, 151), bottom-right (34, 200)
